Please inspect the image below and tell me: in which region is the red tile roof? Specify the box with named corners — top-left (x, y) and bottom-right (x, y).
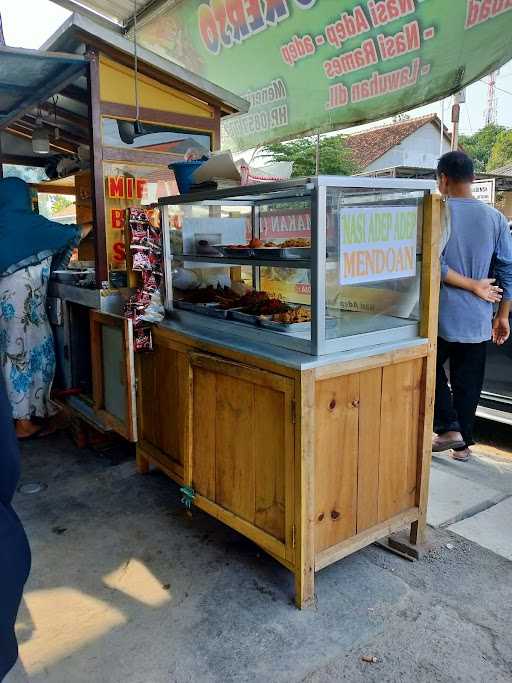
top-left (344, 115), bottom-right (448, 169)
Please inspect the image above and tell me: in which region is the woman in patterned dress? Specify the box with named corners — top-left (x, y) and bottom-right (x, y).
top-left (0, 177), bottom-right (90, 439)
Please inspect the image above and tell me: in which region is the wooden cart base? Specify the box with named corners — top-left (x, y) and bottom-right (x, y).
top-left (134, 323), bottom-right (435, 608)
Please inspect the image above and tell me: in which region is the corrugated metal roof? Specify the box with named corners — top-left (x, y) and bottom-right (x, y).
top-left (0, 46), bottom-right (87, 130)
top-left (50, 0), bottom-right (168, 28)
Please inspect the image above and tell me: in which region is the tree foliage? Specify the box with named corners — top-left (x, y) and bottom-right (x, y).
top-left (49, 194), bottom-right (74, 214)
top-left (259, 135), bottom-right (359, 177)
top-left (487, 129), bottom-right (512, 171)
top-left (459, 124), bottom-right (506, 172)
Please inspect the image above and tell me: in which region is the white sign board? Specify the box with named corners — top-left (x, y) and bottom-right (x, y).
top-left (182, 217), bottom-right (246, 254)
top-left (472, 179), bottom-right (495, 205)
top-left (339, 206), bottom-right (418, 286)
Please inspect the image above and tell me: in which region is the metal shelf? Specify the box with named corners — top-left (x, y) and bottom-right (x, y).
top-left (173, 254), bottom-right (312, 269)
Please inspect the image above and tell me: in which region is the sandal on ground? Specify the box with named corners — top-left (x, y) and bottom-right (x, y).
top-left (432, 434), bottom-right (466, 452)
top-left (17, 426), bottom-right (45, 441)
top-left (450, 448), bottom-right (471, 462)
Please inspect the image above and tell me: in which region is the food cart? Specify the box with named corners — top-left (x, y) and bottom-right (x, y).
top-left (1, 16), bottom-right (440, 608)
top-left (1, 13), bottom-right (247, 428)
top-left (88, 176), bottom-right (440, 608)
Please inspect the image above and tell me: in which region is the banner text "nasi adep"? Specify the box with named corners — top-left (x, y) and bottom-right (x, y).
top-left (339, 206), bottom-right (417, 285)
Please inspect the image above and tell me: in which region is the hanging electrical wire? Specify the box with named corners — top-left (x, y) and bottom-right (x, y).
top-left (133, 0), bottom-right (143, 135)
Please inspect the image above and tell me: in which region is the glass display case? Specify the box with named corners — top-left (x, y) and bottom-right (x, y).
top-left (159, 176), bottom-right (436, 356)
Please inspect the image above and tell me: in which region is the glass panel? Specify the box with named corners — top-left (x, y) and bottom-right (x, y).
top-left (102, 117), bottom-right (211, 156)
top-left (325, 187), bottom-right (426, 341)
top-left (258, 197), bottom-right (312, 306)
top-left (165, 196), bottom-right (312, 345)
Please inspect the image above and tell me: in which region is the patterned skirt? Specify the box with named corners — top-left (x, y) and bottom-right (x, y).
top-left (0, 257), bottom-right (57, 420)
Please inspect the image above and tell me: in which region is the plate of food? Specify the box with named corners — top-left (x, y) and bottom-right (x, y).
top-left (252, 238), bottom-right (312, 259)
top-left (260, 306), bottom-right (313, 332)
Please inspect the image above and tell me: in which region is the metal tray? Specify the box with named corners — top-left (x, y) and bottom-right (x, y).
top-left (252, 247), bottom-right (311, 260)
top-left (259, 317), bottom-right (311, 332)
top-left (203, 304), bottom-right (236, 319)
top-left (259, 315), bottom-right (338, 333)
top-left (281, 247), bottom-right (311, 259)
top-left (251, 247), bottom-right (282, 259)
top-left (219, 246), bottom-right (254, 258)
top-left (196, 244), bottom-right (224, 256)
top-left (175, 300), bottom-right (216, 314)
top-left (230, 309), bottom-right (260, 325)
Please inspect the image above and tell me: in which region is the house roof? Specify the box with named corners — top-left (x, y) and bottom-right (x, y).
top-left (344, 115), bottom-right (450, 170)
top-left (50, 0), bottom-right (166, 30)
top-left (490, 162), bottom-right (512, 177)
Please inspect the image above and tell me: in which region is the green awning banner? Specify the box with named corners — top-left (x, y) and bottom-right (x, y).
top-left (139, 0), bottom-right (512, 151)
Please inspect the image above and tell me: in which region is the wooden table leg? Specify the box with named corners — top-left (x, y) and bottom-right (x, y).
top-left (411, 194), bottom-right (440, 546)
top-left (136, 448), bottom-right (150, 474)
top-left (295, 370), bottom-right (316, 609)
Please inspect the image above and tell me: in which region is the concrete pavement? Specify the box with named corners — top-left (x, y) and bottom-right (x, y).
top-left (5, 434), bottom-right (512, 683)
top-left (428, 449), bottom-right (512, 562)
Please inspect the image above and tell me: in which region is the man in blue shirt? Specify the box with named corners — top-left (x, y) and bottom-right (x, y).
top-left (433, 151), bottom-right (512, 461)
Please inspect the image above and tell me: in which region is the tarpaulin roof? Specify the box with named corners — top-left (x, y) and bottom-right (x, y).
top-left (0, 45), bottom-right (87, 130)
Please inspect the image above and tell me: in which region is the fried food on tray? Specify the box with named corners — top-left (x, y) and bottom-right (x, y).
top-left (272, 306), bottom-right (312, 324)
top-left (280, 238), bottom-right (311, 248)
top-left (181, 285), bottom-right (238, 304)
top-left (242, 298), bottom-right (291, 316)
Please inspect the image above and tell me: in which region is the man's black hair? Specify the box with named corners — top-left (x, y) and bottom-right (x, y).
top-left (437, 151), bottom-right (474, 182)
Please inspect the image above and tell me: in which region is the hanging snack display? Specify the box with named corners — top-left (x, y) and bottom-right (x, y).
top-left (124, 207), bottom-right (164, 351)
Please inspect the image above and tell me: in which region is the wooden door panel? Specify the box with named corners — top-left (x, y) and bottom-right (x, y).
top-left (139, 341), bottom-right (188, 472)
top-left (314, 373), bottom-right (360, 553)
top-left (190, 354), bottom-right (293, 548)
top-left (214, 374), bottom-right (256, 523)
top-left (378, 359), bottom-right (422, 521)
top-left (254, 387), bottom-right (286, 542)
top-left (192, 367), bottom-right (216, 499)
top-left (356, 368), bottom-right (382, 533)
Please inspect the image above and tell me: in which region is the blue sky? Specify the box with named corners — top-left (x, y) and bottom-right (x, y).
top-left (2, 0), bottom-right (512, 138)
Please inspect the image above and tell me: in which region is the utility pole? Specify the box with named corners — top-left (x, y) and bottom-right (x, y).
top-left (451, 91), bottom-right (465, 151)
top-left (484, 70), bottom-right (499, 126)
top-left (440, 98), bottom-right (445, 157)
top-left (0, 11), bottom-right (6, 46)
top-left (315, 130), bottom-right (320, 175)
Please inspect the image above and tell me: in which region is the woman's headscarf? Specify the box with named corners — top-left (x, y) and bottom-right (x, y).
top-left (0, 177), bottom-right (82, 276)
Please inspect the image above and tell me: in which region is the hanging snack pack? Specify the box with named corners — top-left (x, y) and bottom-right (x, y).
top-left (125, 207), bottom-right (165, 351)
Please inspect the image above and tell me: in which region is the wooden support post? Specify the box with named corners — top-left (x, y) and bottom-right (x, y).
top-left (86, 49), bottom-right (109, 286)
top-left (136, 449), bottom-right (150, 474)
top-left (410, 193), bottom-right (441, 545)
top-left (294, 370), bottom-right (316, 608)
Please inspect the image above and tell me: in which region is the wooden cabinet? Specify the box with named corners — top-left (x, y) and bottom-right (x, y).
top-left (189, 352), bottom-right (296, 563)
top-left (135, 328), bottom-right (433, 608)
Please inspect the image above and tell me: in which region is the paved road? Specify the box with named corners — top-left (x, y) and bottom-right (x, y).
top-left (474, 417), bottom-right (512, 459)
top-left (6, 434), bottom-right (512, 683)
